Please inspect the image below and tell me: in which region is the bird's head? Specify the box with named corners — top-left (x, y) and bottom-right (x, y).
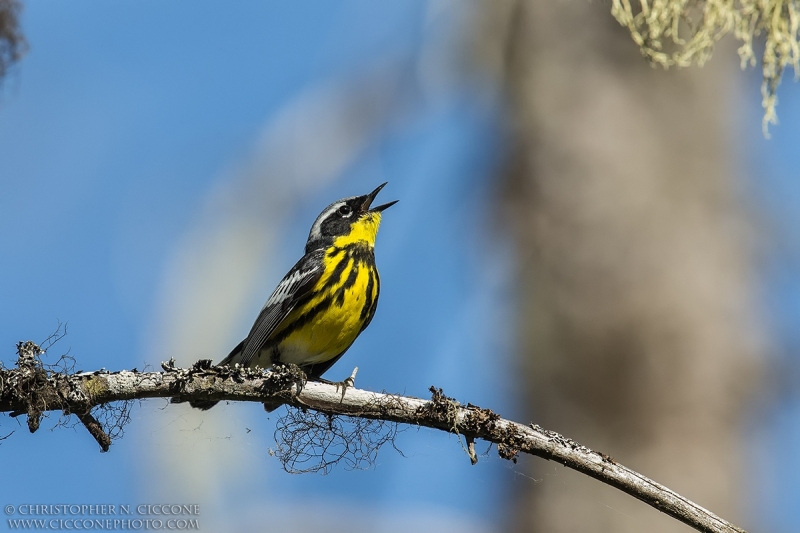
top-left (306, 182), bottom-right (397, 253)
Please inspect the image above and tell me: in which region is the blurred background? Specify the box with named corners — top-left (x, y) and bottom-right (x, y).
top-left (0, 1), bottom-right (799, 532)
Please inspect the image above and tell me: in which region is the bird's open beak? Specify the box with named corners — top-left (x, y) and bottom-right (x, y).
top-left (363, 182), bottom-right (398, 213)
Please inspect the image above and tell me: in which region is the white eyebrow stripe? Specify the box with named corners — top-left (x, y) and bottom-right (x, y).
top-left (308, 201), bottom-right (346, 242)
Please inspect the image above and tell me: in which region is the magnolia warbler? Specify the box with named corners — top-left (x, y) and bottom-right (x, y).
top-left (189, 183), bottom-right (397, 410)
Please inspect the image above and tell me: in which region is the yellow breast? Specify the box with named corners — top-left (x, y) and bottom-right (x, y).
top-left (276, 248), bottom-right (379, 366)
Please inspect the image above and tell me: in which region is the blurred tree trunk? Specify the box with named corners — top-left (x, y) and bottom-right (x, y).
top-left (472, 2), bottom-right (764, 532)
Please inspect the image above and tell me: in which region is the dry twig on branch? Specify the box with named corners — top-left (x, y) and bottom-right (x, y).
top-left (0, 341), bottom-right (745, 533)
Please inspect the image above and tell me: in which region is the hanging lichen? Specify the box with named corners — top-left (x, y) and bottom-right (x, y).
top-left (612, 0), bottom-right (800, 136)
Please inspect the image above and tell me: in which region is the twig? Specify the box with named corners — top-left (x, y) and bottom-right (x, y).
top-left (76, 410), bottom-right (111, 452)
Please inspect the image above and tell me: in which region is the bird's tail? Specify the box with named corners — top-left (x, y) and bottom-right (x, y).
top-left (217, 339), bottom-right (244, 367)
top-left (185, 399), bottom-right (219, 410)
top-left (170, 396), bottom-right (218, 410)
top-left (171, 340), bottom-right (246, 410)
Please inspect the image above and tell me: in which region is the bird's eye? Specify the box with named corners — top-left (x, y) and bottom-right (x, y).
top-left (338, 205), bottom-right (353, 217)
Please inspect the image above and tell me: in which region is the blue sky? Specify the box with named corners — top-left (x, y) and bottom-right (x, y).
top-left (1, 1), bottom-right (800, 532)
top-left (744, 75), bottom-right (800, 533)
top-left (0, 2), bottom-right (518, 531)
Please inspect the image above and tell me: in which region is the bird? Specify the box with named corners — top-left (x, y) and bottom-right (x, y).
top-left (187, 182), bottom-right (397, 410)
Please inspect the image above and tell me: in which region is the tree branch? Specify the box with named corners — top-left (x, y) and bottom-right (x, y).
top-left (0, 347), bottom-right (745, 533)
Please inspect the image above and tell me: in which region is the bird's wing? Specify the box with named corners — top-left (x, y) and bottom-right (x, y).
top-left (235, 250), bottom-right (325, 367)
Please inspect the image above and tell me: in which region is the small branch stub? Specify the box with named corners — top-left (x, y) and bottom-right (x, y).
top-left (466, 435), bottom-right (478, 465)
top-left (76, 411), bottom-right (111, 452)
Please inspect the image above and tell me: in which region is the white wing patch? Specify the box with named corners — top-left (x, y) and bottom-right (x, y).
top-left (263, 267), bottom-right (310, 309)
top-left (236, 254), bottom-right (324, 366)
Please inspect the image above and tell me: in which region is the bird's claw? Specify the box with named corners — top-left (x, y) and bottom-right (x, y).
top-left (335, 367), bottom-right (358, 399)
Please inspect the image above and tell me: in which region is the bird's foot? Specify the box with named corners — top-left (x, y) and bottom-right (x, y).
top-left (262, 363), bottom-right (306, 413)
top-left (339, 367), bottom-right (358, 391)
top-left (318, 367), bottom-right (358, 401)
